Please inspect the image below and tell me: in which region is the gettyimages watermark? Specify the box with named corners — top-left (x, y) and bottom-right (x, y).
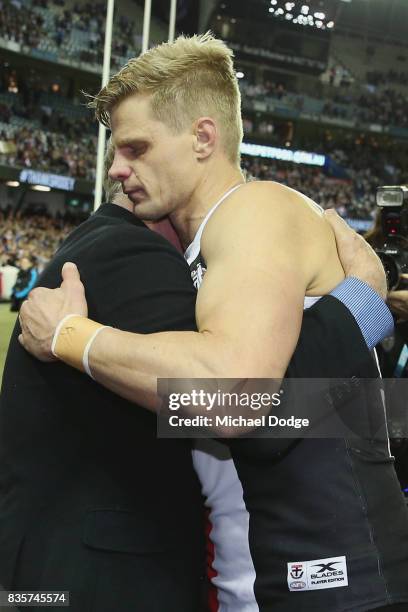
top-left (157, 378), bottom-right (408, 439)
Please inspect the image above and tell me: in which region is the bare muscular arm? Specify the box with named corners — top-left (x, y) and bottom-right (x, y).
top-left (20, 182), bottom-right (323, 411)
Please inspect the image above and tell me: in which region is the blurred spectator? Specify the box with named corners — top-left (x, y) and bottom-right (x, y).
top-left (10, 255), bottom-right (38, 312)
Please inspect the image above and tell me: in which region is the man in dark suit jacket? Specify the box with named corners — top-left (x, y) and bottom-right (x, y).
top-left (0, 197), bottom-right (397, 611)
top-left (0, 202), bottom-right (207, 611)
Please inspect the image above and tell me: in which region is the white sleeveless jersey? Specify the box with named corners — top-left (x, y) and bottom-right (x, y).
top-left (184, 184), bottom-right (320, 611)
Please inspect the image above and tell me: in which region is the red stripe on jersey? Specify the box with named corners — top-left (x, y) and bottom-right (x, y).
top-left (205, 508), bottom-right (219, 612)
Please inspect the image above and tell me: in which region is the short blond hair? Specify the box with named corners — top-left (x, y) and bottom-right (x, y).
top-left (88, 32), bottom-right (243, 166)
top-left (103, 137), bottom-right (122, 202)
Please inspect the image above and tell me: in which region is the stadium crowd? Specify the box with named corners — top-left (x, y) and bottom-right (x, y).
top-left (366, 70), bottom-right (408, 88)
top-left (0, 3), bottom-right (407, 221)
top-left (0, 116), bottom-right (396, 218)
top-left (0, 0), bottom-right (46, 49)
top-left (1, 1), bottom-right (408, 130)
top-left (356, 89), bottom-right (408, 129)
top-left (0, 209), bottom-right (76, 272)
top-left (0, 125), bottom-right (96, 181)
top-left (242, 157), bottom-right (378, 219)
top-left (0, 0), bottom-right (139, 69)
top-left (0, 111), bottom-right (404, 216)
top-left (240, 74), bottom-right (408, 129)
top-left (0, 63), bottom-right (96, 141)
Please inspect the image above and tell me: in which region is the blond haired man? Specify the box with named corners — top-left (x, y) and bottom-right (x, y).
top-left (19, 34), bottom-right (408, 612)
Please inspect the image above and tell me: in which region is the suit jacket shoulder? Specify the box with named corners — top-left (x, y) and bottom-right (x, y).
top-left (47, 219), bottom-right (197, 333)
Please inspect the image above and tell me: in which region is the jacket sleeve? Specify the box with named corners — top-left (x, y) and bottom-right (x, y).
top-left (286, 295), bottom-right (377, 379)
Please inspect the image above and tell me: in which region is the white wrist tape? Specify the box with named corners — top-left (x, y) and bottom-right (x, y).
top-left (51, 314), bottom-right (79, 357)
top-left (82, 325), bottom-right (111, 379)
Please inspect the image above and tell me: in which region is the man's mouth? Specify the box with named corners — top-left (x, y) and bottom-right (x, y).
top-left (125, 189), bottom-right (146, 203)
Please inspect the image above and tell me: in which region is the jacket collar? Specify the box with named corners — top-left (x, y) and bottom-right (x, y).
top-left (92, 203), bottom-right (147, 228)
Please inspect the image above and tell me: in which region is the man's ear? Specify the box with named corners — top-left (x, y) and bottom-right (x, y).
top-left (193, 117), bottom-right (217, 159)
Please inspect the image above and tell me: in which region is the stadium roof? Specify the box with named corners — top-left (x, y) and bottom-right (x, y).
top-left (214, 0), bottom-right (408, 45)
top-left (335, 0), bottom-right (408, 44)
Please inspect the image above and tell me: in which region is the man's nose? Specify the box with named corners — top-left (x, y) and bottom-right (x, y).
top-left (108, 157), bottom-right (132, 182)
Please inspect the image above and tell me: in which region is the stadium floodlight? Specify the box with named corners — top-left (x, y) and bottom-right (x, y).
top-left (301, 5), bottom-right (309, 14)
top-left (285, 2), bottom-right (295, 10)
top-left (269, 7), bottom-right (274, 11)
top-left (327, 21), bottom-right (335, 28)
top-left (285, 13), bottom-right (294, 20)
top-left (236, 71), bottom-right (245, 78)
top-left (270, 0), bottom-right (278, 4)
top-left (314, 12), bottom-right (325, 19)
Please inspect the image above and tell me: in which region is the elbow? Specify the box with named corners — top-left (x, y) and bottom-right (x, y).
top-left (208, 355), bottom-right (285, 380)
top-left (199, 332), bottom-right (286, 379)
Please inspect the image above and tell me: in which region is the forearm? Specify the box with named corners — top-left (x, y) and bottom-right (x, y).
top-left (89, 327), bottom-right (231, 410)
top-left (88, 326), bottom-right (286, 412)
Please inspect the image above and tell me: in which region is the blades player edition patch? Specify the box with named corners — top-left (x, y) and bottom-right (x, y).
top-left (287, 555), bottom-right (348, 592)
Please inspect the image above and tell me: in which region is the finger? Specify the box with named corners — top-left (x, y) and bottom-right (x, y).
top-left (324, 208), bottom-right (349, 228)
top-left (324, 209), bottom-right (357, 243)
top-left (18, 334), bottom-right (26, 349)
top-left (388, 290), bottom-right (408, 301)
top-left (61, 263), bottom-right (85, 298)
top-left (18, 301), bottom-right (28, 327)
top-left (29, 287), bottom-right (49, 300)
top-left (326, 210), bottom-right (373, 251)
top-left (61, 262), bottom-right (81, 283)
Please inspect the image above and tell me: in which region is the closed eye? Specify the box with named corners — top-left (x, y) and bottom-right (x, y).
top-left (121, 142), bottom-right (148, 159)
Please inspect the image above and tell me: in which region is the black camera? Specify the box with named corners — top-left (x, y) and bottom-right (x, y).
top-left (376, 186), bottom-right (408, 290)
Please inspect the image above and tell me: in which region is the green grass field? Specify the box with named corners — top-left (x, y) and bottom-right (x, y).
top-left (0, 303), bottom-right (18, 386)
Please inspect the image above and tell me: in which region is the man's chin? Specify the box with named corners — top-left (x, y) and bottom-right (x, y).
top-left (131, 201), bottom-right (148, 217)
top-left (132, 202), bottom-right (162, 222)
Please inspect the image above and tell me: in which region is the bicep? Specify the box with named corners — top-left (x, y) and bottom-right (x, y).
top-left (196, 213), bottom-right (307, 378)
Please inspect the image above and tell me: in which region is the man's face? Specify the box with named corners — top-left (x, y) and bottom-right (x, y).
top-left (109, 94), bottom-right (197, 220)
top-left (20, 257), bottom-right (31, 270)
